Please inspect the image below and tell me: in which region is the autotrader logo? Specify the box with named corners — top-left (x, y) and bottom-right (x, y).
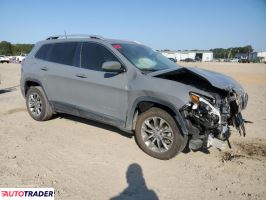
top-left (0, 188), bottom-right (54, 200)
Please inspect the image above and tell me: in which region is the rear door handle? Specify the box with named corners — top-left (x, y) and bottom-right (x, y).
top-left (40, 67), bottom-right (48, 71)
top-left (76, 73), bottom-right (87, 78)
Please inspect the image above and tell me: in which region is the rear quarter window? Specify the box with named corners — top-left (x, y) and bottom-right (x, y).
top-left (35, 44), bottom-right (51, 60)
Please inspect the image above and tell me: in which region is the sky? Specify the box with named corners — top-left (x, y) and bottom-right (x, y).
top-left (0, 0), bottom-right (265, 51)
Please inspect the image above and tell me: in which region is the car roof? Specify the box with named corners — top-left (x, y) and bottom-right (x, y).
top-left (39, 35), bottom-right (138, 45)
top-left (105, 39), bottom-right (138, 45)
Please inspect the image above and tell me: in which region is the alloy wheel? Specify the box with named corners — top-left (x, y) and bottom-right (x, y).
top-left (141, 116), bottom-right (174, 153)
top-left (28, 92), bottom-right (42, 117)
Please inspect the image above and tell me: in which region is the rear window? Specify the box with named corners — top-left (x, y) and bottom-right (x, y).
top-left (35, 42), bottom-right (79, 66)
top-left (49, 42), bottom-right (78, 66)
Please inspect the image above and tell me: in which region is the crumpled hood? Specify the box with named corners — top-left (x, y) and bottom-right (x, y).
top-left (185, 67), bottom-right (244, 92)
top-left (149, 67), bottom-right (245, 93)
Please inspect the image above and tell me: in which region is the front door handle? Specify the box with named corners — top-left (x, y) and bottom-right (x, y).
top-left (76, 73), bottom-right (87, 78)
top-left (40, 67), bottom-right (48, 71)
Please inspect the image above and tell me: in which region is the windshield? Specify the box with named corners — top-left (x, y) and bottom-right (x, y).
top-left (112, 43), bottom-right (179, 72)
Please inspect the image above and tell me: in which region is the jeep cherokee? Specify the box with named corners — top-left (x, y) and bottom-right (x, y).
top-left (20, 35), bottom-right (248, 159)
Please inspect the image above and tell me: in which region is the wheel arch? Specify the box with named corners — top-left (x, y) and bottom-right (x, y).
top-left (24, 78), bottom-right (43, 96)
top-left (23, 79), bottom-right (52, 107)
top-left (125, 97), bottom-right (188, 135)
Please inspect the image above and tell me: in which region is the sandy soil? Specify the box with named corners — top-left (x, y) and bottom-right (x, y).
top-left (0, 62), bottom-right (266, 200)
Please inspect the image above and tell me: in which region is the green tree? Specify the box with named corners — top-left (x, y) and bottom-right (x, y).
top-left (0, 41), bottom-right (12, 55)
top-left (12, 44), bottom-right (34, 55)
top-left (210, 45), bottom-right (253, 59)
top-left (241, 45), bottom-right (253, 54)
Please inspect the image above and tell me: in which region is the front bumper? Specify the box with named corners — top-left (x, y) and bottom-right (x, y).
top-left (180, 90), bottom-right (248, 150)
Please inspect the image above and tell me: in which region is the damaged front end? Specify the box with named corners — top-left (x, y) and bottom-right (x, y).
top-left (181, 89), bottom-right (248, 151)
top-left (153, 67), bottom-right (249, 151)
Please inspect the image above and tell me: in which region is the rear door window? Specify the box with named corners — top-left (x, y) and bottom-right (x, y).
top-left (48, 42), bottom-right (79, 66)
top-left (81, 42), bottom-right (118, 71)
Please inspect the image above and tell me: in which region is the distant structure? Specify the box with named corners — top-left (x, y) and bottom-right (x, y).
top-left (235, 53), bottom-right (249, 59)
top-left (160, 50), bottom-right (213, 62)
top-left (248, 51), bottom-right (266, 62)
top-left (235, 51), bottom-right (266, 62)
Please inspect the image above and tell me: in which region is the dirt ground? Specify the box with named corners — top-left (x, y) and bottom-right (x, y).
top-left (0, 62), bottom-right (266, 200)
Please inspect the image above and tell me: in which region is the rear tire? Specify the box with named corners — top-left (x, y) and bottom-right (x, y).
top-left (135, 107), bottom-right (186, 160)
top-left (26, 86), bottom-right (53, 121)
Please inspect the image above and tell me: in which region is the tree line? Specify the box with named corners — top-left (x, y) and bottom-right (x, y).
top-left (210, 45), bottom-right (253, 59)
top-left (0, 41), bottom-right (34, 56)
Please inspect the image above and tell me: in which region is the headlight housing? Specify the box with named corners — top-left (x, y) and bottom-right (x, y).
top-left (189, 92), bottom-right (215, 105)
top-left (189, 92), bottom-right (221, 124)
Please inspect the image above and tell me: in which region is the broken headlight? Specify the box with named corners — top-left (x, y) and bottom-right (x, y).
top-left (189, 92), bottom-right (221, 126)
top-left (189, 92), bottom-right (215, 105)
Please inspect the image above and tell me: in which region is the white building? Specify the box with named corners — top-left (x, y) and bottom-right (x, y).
top-left (161, 50), bottom-right (213, 62)
top-left (257, 51), bottom-right (266, 62)
top-left (246, 51), bottom-right (266, 62)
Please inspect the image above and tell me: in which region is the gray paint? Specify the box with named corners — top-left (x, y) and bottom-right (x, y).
top-left (20, 37), bottom-right (248, 135)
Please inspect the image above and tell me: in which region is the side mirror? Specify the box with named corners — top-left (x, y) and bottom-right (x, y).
top-left (102, 61), bottom-right (124, 73)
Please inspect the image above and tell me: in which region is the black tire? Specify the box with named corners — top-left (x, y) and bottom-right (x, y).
top-left (135, 107), bottom-right (186, 160)
top-left (26, 86), bottom-right (53, 121)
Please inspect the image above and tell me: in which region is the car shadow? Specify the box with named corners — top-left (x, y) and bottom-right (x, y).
top-left (0, 89), bottom-right (12, 94)
top-left (110, 163), bottom-right (159, 200)
top-left (183, 145), bottom-right (210, 154)
top-left (0, 85), bottom-right (19, 94)
top-left (56, 113), bottom-right (133, 139)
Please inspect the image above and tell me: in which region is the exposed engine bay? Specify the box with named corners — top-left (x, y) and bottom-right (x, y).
top-left (155, 67), bottom-right (248, 151)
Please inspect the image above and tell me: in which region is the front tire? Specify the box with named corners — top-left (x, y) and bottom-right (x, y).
top-left (26, 86), bottom-right (53, 121)
top-left (135, 107), bottom-right (186, 160)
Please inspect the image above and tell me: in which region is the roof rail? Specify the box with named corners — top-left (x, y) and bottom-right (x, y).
top-left (46, 34), bottom-right (104, 40)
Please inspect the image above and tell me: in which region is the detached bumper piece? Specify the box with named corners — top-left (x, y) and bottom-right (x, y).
top-left (207, 134), bottom-right (226, 149)
top-left (181, 90), bottom-right (248, 151)
top-left (228, 91), bottom-right (248, 137)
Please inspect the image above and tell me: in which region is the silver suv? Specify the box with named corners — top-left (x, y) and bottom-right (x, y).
top-left (21, 35), bottom-right (248, 159)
